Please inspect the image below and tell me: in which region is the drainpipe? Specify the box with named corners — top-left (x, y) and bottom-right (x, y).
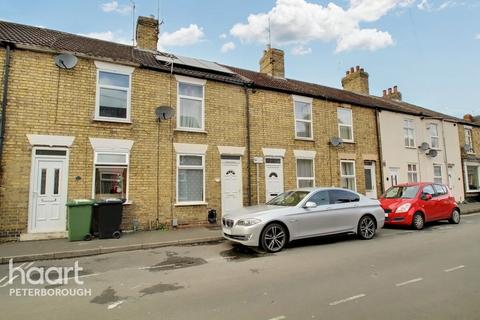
top-left (441, 120), bottom-right (452, 187)
top-left (243, 84), bottom-right (252, 206)
top-left (0, 43), bottom-right (12, 171)
top-left (375, 108), bottom-right (385, 193)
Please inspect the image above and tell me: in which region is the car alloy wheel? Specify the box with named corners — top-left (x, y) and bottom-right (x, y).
top-left (261, 223), bottom-right (287, 252)
top-left (358, 216), bottom-right (376, 240)
top-left (412, 213), bottom-right (425, 230)
top-left (449, 209), bottom-right (461, 224)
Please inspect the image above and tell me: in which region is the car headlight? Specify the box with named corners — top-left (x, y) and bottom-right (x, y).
top-left (396, 203), bottom-right (412, 213)
top-left (236, 218), bottom-right (261, 226)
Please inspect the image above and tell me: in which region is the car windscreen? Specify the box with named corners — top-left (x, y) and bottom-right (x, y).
top-left (267, 191), bottom-right (310, 206)
top-left (383, 186), bottom-right (419, 199)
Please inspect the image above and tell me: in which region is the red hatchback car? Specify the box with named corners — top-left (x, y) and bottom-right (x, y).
top-left (379, 182), bottom-right (460, 230)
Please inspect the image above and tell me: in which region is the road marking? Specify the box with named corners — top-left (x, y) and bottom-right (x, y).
top-left (267, 316), bottom-right (286, 320)
top-left (396, 278), bottom-right (423, 287)
top-left (444, 265), bottom-right (465, 273)
top-left (107, 300), bottom-right (125, 310)
top-left (329, 294), bottom-right (366, 306)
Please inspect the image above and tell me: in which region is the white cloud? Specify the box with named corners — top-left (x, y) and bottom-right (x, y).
top-left (157, 24), bottom-right (204, 50)
top-left (221, 41), bottom-right (236, 53)
top-left (100, 1), bottom-right (132, 15)
top-left (230, 0), bottom-right (414, 53)
top-left (219, 33), bottom-right (227, 39)
top-left (79, 30), bottom-right (131, 45)
top-left (475, 33), bottom-right (480, 40)
top-left (418, 0), bottom-right (462, 11)
top-left (291, 45), bottom-right (312, 55)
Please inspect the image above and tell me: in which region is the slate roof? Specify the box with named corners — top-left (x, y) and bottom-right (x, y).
top-left (0, 20), bottom-right (474, 125)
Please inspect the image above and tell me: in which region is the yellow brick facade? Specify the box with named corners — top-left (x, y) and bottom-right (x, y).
top-left (458, 123), bottom-right (480, 199)
top-left (0, 46), bottom-right (381, 241)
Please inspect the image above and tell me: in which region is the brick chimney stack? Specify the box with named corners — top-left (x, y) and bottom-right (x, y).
top-left (136, 16), bottom-right (159, 51)
top-left (463, 114), bottom-right (474, 122)
top-left (259, 47), bottom-right (285, 78)
top-left (341, 65), bottom-right (369, 95)
top-left (383, 85), bottom-right (402, 101)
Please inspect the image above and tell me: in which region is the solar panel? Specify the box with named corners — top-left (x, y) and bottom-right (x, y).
top-left (154, 52), bottom-right (235, 75)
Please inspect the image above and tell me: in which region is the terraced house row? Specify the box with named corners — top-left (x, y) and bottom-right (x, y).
top-left (0, 17), bottom-right (479, 241)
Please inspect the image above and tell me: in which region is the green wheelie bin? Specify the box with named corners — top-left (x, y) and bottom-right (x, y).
top-left (66, 199), bottom-right (95, 241)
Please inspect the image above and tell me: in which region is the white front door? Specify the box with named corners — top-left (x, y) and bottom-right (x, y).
top-left (29, 149), bottom-right (68, 233)
top-left (265, 157), bottom-right (284, 202)
top-left (388, 167), bottom-right (400, 188)
top-left (364, 162), bottom-right (377, 198)
top-left (221, 156), bottom-right (243, 216)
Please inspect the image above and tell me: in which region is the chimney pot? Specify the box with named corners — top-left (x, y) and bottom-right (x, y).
top-left (393, 85), bottom-right (398, 92)
top-left (360, 68), bottom-right (364, 72)
top-left (388, 88), bottom-right (392, 94)
top-left (463, 114), bottom-right (474, 122)
top-left (350, 67), bottom-right (355, 73)
top-left (356, 65), bottom-right (360, 71)
top-left (346, 71), bottom-right (350, 75)
top-left (383, 90), bottom-right (387, 96)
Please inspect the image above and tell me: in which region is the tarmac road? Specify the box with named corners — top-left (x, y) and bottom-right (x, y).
top-left (1, 213), bottom-right (479, 320)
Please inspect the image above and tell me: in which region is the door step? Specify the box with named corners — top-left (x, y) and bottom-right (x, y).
top-left (20, 231), bottom-right (68, 241)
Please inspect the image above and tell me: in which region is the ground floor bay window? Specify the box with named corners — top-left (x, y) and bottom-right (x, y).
top-left (465, 163), bottom-right (480, 192)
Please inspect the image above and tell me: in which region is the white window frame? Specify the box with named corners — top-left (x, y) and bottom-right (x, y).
top-left (94, 61), bottom-right (133, 123)
top-left (404, 119), bottom-right (416, 148)
top-left (176, 75), bottom-right (206, 132)
top-left (465, 127), bottom-right (474, 154)
top-left (407, 163), bottom-right (418, 183)
top-left (337, 107), bottom-right (354, 143)
top-left (176, 154), bottom-right (206, 205)
top-left (428, 123), bottom-right (440, 149)
top-left (433, 164), bottom-right (442, 184)
top-left (464, 162), bottom-right (480, 193)
top-left (340, 160), bottom-right (357, 191)
top-left (92, 151), bottom-right (130, 201)
top-left (295, 157), bottom-right (315, 188)
top-left (293, 95), bottom-right (313, 140)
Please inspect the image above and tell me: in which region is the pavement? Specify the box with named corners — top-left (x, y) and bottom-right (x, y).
top-left (0, 226), bottom-right (223, 264)
top-left (1, 202), bottom-right (479, 264)
top-left (1, 213), bottom-right (479, 319)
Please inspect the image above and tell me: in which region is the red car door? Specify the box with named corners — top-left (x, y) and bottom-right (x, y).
top-left (420, 185), bottom-right (437, 221)
top-left (434, 184), bottom-right (453, 219)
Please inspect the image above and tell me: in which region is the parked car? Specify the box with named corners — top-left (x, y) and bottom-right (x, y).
top-left (222, 187), bottom-right (385, 252)
top-left (380, 182), bottom-right (460, 230)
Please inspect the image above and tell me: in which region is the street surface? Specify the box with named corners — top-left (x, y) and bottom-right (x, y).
top-left (1, 213), bottom-right (480, 320)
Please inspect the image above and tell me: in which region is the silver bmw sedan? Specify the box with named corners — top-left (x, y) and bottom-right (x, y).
top-left (222, 187), bottom-right (385, 252)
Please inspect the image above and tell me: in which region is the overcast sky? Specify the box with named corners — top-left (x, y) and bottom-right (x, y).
top-left (1, 0), bottom-right (479, 117)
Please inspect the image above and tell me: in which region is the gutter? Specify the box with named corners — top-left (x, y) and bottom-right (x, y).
top-left (243, 84), bottom-right (252, 206)
top-left (0, 43), bottom-right (11, 170)
top-left (375, 108), bottom-right (385, 194)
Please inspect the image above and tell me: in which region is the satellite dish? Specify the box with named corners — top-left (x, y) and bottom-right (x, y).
top-left (426, 149), bottom-right (438, 158)
top-left (419, 142), bottom-right (430, 151)
top-left (330, 137), bottom-right (343, 147)
top-left (54, 53), bottom-right (78, 69)
top-left (464, 144), bottom-right (472, 152)
top-left (155, 106), bottom-right (175, 120)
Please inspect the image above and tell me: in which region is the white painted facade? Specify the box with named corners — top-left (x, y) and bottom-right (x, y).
top-left (378, 110), bottom-right (465, 201)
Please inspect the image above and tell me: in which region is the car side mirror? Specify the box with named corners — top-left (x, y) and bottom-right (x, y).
top-left (304, 201), bottom-right (317, 209)
top-left (422, 193), bottom-right (433, 201)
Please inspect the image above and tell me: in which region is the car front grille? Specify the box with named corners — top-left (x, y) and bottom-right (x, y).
top-left (224, 233), bottom-right (249, 241)
top-left (222, 218), bottom-right (234, 228)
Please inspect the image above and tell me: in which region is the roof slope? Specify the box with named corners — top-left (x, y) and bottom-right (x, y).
top-left (0, 20), bottom-right (246, 85)
top-left (0, 20), bottom-right (473, 125)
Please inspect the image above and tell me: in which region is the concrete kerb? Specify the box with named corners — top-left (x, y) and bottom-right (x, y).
top-left (0, 236), bottom-right (224, 264)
